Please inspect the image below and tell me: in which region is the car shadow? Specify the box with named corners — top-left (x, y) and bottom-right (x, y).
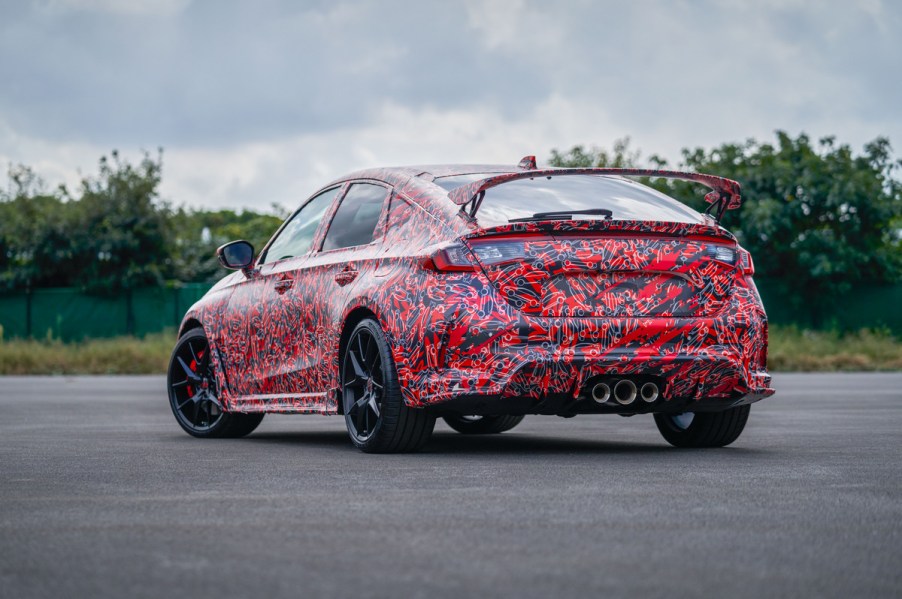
top-left (425, 432), bottom-right (765, 456)
top-left (244, 429), bottom-right (766, 457)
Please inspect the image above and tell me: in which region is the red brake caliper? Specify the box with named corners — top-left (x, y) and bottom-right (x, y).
top-left (186, 350), bottom-right (202, 396)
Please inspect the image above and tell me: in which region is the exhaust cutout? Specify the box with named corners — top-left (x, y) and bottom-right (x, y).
top-left (613, 379), bottom-right (638, 405)
top-left (640, 382), bottom-right (659, 403)
top-left (591, 382), bottom-right (611, 404)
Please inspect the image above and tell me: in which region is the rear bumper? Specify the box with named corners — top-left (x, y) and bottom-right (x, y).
top-left (405, 351), bottom-right (773, 410)
top-left (398, 288), bottom-right (773, 412)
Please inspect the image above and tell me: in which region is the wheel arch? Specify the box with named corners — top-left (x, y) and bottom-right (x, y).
top-left (336, 306), bottom-right (380, 414)
top-left (178, 317), bottom-right (204, 338)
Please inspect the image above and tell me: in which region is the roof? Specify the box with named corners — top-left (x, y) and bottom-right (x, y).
top-left (325, 164), bottom-right (516, 186)
top-left (322, 163), bottom-right (743, 221)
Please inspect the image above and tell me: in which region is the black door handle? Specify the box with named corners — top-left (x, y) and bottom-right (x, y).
top-left (274, 279), bottom-right (293, 294)
top-left (335, 267), bottom-right (359, 286)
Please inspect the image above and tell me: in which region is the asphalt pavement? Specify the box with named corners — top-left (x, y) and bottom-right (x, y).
top-left (1, 373), bottom-right (900, 598)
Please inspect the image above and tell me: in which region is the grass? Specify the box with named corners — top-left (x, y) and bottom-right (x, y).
top-left (767, 326), bottom-right (902, 372)
top-left (0, 332), bottom-right (175, 375)
top-left (0, 327), bottom-right (899, 375)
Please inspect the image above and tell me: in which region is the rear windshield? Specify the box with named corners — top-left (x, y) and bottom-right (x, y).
top-left (460, 175), bottom-right (706, 227)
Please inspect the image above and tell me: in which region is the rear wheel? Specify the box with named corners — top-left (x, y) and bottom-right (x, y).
top-left (341, 319), bottom-right (435, 453)
top-left (167, 328), bottom-right (264, 438)
top-left (443, 414), bottom-right (524, 435)
top-left (653, 404), bottom-right (750, 448)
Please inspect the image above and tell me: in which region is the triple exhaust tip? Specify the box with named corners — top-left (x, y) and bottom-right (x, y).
top-left (591, 382), bottom-right (611, 403)
top-left (591, 380), bottom-right (659, 405)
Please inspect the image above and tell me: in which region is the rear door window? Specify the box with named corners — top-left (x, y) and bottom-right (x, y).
top-left (320, 183), bottom-right (389, 251)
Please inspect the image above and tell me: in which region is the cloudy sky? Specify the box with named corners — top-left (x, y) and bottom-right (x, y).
top-left (1, 0), bottom-right (899, 211)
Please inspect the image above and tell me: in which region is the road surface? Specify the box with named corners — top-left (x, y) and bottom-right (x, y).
top-left (1, 373), bottom-right (900, 598)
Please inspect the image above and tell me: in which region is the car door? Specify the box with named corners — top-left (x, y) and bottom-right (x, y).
top-left (219, 186), bottom-right (342, 400)
top-left (292, 181), bottom-right (393, 400)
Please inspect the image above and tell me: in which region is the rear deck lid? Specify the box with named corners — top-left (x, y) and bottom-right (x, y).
top-left (463, 220), bottom-right (740, 318)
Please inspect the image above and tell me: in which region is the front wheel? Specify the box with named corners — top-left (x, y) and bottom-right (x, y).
top-left (341, 319), bottom-right (435, 453)
top-left (167, 328), bottom-right (264, 438)
top-left (443, 414), bottom-right (525, 435)
top-left (653, 404), bottom-right (750, 448)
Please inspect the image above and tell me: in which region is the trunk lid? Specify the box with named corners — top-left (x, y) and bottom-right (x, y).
top-left (463, 220), bottom-right (739, 318)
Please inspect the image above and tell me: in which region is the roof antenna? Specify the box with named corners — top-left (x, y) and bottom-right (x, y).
top-left (517, 155), bottom-right (537, 170)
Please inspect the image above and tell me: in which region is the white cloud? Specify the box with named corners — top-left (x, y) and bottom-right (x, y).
top-left (1, 0), bottom-right (900, 213)
top-left (158, 95), bottom-right (627, 210)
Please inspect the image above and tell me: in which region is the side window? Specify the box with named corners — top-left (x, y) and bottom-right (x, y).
top-left (261, 187), bottom-right (340, 264)
top-left (320, 183), bottom-right (389, 252)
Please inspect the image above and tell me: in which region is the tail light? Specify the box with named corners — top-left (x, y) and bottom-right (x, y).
top-left (428, 244), bottom-right (478, 271)
top-left (737, 247), bottom-right (755, 276)
top-left (705, 243), bottom-right (754, 276)
top-left (427, 239), bottom-right (531, 272)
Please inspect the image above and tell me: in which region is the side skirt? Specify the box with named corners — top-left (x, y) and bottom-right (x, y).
top-left (228, 392), bottom-right (339, 415)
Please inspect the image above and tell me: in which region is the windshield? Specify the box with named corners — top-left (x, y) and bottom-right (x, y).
top-left (463, 175), bottom-right (706, 227)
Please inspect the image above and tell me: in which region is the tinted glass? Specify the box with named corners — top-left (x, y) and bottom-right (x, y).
top-left (262, 187), bottom-right (340, 264)
top-left (221, 241), bottom-right (253, 268)
top-left (321, 183), bottom-right (388, 251)
top-left (472, 175), bottom-right (705, 227)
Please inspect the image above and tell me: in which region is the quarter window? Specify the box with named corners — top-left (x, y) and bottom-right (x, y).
top-left (321, 183), bottom-right (389, 251)
top-left (262, 187), bottom-right (340, 264)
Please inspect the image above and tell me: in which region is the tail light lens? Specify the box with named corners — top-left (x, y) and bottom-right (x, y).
top-left (707, 244), bottom-right (737, 263)
top-left (428, 237), bottom-right (756, 275)
top-left (429, 244), bottom-right (478, 271)
top-left (705, 243), bottom-right (754, 276)
top-left (737, 247), bottom-right (755, 275)
top-left (427, 239), bottom-right (530, 271)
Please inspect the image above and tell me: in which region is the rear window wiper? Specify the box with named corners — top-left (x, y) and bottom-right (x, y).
top-left (509, 208), bottom-right (613, 223)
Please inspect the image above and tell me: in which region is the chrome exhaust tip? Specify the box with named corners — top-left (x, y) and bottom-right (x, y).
top-left (613, 379), bottom-right (638, 405)
top-left (640, 382), bottom-right (659, 403)
top-left (591, 382), bottom-right (611, 404)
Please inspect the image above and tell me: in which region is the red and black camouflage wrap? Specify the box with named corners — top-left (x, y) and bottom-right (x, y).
top-left (178, 165), bottom-right (773, 416)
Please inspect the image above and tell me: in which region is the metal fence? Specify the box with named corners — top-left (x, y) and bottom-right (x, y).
top-left (1, 281), bottom-right (900, 341)
top-left (0, 284), bottom-right (211, 341)
top-left (754, 280), bottom-right (902, 334)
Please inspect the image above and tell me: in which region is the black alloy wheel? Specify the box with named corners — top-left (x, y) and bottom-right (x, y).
top-left (341, 319), bottom-right (435, 453)
top-left (167, 328), bottom-right (264, 438)
top-left (653, 404), bottom-right (750, 448)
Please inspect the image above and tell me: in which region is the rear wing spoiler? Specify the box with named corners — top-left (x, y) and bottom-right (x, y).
top-left (447, 168), bottom-right (742, 222)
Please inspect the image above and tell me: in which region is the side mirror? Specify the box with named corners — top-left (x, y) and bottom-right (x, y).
top-left (217, 240), bottom-right (255, 274)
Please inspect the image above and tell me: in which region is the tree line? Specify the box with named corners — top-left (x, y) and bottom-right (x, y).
top-left (2, 133), bottom-right (900, 319)
top-left (0, 150), bottom-right (282, 293)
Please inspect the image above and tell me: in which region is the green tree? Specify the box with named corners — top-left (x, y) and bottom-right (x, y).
top-left (169, 208), bottom-right (283, 282)
top-left (549, 137), bottom-right (643, 168)
top-left (0, 166), bottom-right (72, 290)
top-left (68, 150), bottom-right (173, 292)
top-left (1, 151), bottom-right (287, 290)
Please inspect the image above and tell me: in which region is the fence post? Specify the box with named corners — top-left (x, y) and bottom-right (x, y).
top-left (173, 285), bottom-right (180, 328)
top-left (25, 287), bottom-right (32, 338)
top-left (126, 288), bottom-right (135, 336)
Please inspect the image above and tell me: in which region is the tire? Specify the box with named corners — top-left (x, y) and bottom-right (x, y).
top-left (653, 404), bottom-right (750, 448)
top-left (167, 328), bottom-right (264, 438)
top-left (341, 319), bottom-right (435, 453)
top-left (443, 414), bottom-right (525, 435)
